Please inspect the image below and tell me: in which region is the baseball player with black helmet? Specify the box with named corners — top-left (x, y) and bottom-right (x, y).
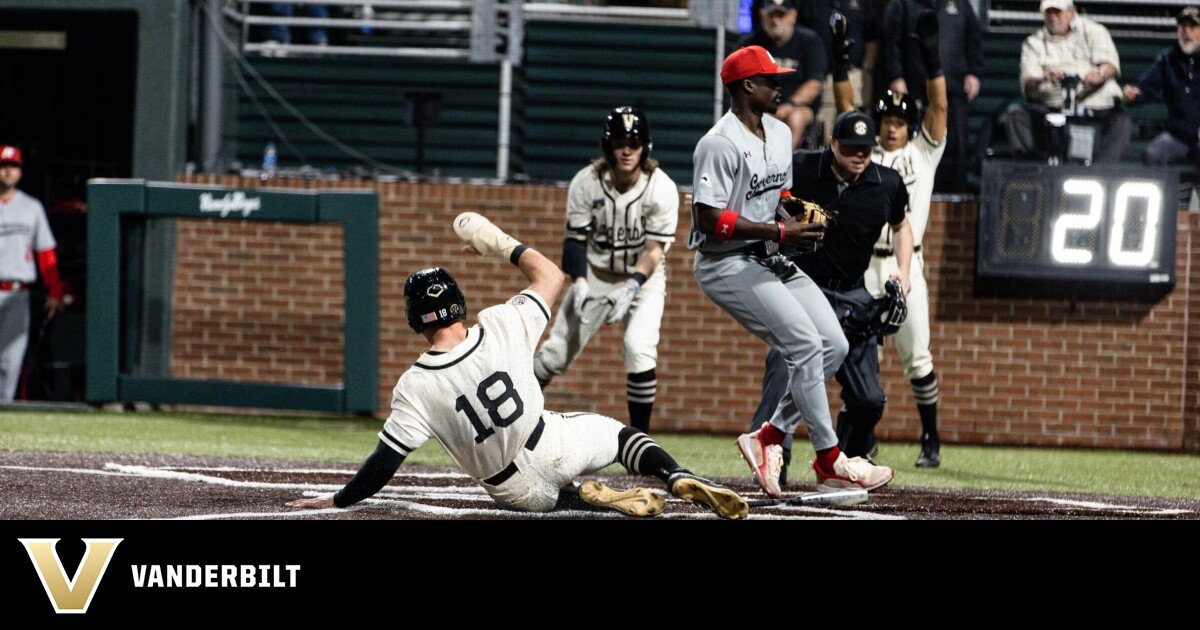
top-left (837, 7), bottom-right (949, 468)
top-left (0, 145), bottom-right (65, 401)
top-left (533, 106), bottom-right (678, 433)
top-left (288, 213), bottom-right (747, 519)
top-left (690, 45), bottom-right (892, 500)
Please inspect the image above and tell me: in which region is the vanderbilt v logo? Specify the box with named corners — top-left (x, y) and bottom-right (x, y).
top-left (19, 538), bottom-right (123, 614)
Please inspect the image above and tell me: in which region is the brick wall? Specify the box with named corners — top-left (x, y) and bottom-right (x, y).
top-left (176, 174), bottom-right (1199, 451)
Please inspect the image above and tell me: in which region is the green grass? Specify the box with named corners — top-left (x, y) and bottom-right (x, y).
top-left (2, 409), bottom-right (1198, 500)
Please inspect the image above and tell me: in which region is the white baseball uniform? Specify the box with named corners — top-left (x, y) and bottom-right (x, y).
top-left (534, 163), bottom-right (678, 378)
top-left (864, 125), bottom-right (946, 380)
top-left (0, 190), bottom-right (57, 400)
top-left (379, 290), bottom-right (626, 512)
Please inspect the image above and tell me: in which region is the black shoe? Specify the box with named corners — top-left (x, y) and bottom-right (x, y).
top-left (915, 438), bottom-right (941, 468)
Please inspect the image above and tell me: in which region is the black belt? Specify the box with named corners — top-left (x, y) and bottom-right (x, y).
top-left (724, 241), bottom-right (778, 258)
top-left (873, 244), bottom-right (922, 257)
top-left (813, 277), bottom-right (864, 291)
top-left (481, 417), bottom-right (545, 486)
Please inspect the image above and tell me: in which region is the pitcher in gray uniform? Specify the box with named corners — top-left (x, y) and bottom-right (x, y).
top-left (691, 45), bottom-right (887, 499)
top-left (0, 145), bottom-right (65, 401)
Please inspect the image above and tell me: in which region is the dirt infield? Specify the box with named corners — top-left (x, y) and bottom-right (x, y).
top-left (2, 450), bottom-right (1196, 520)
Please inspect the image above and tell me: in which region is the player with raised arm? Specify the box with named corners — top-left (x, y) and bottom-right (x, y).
top-left (287, 213), bottom-right (747, 519)
top-left (835, 7), bottom-right (948, 467)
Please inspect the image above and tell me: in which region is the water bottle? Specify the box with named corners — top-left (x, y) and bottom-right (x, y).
top-left (262, 141), bottom-right (278, 178)
top-left (362, 4), bottom-right (374, 35)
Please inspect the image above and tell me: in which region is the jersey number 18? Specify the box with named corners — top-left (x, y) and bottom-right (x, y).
top-left (455, 371), bottom-right (525, 444)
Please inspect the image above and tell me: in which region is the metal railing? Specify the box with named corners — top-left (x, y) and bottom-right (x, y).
top-left (985, 0), bottom-right (1193, 37)
top-left (223, 1), bottom-right (701, 61)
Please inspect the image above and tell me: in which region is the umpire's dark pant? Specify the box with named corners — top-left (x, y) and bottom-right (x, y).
top-left (750, 286), bottom-right (886, 458)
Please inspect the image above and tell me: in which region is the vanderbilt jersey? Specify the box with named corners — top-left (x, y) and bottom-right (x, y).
top-left (871, 126), bottom-right (945, 248)
top-left (378, 291), bottom-right (551, 482)
top-left (565, 165), bottom-right (678, 275)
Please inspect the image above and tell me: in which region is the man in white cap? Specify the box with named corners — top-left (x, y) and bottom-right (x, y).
top-left (1004, 0), bottom-right (1130, 163)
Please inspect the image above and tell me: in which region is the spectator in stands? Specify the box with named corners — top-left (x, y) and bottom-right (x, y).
top-left (741, 0), bottom-right (828, 149)
top-left (265, 3), bottom-right (330, 49)
top-left (799, 0), bottom-right (879, 143)
top-left (1004, 0), bottom-right (1129, 164)
top-left (882, 0), bottom-right (983, 193)
top-left (1122, 7), bottom-right (1200, 170)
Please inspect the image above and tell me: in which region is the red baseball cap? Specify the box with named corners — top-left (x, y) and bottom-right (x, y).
top-left (0, 146), bottom-right (22, 166)
top-left (721, 46), bottom-right (796, 85)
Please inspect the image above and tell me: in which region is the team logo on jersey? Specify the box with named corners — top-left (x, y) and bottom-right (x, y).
top-left (510, 297), bottom-right (525, 306)
top-left (854, 121), bottom-right (868, 136)
top-left (425, 285), bottom-right (445, 298)
top-left (199, 191), bottom-right (261, 218)
top-left (20, 538), bottom-right (122, 614)
top-left (622, 113), bottom-right (636, 131)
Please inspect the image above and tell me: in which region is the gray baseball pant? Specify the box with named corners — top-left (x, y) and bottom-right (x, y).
top-left (694, 250), bottom-right (845, 451)
top-left (0, 290), bottom-right (30, 401)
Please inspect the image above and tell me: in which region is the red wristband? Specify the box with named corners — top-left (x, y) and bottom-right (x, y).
top-left (714, 210), bottom-right (738, 241)
top-left (776, 221), bottom-right (786, 243)
top-left (780, 190), bottom-right (793, 200)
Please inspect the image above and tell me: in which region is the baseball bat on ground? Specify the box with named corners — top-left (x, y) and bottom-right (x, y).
top-left (747, 487), bottom-right (869, 508)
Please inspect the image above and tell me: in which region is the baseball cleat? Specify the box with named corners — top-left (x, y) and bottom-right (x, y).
top-left (915, 438), bottom-right (941, 468)
top-left (667, 472), bottom-right (749, 520)
top-left (735, 429), bottom-right (783, 498)
top-left (812, 452), bottom-right (894, 492)
top-left (578, 481), bottom-right (665, 518)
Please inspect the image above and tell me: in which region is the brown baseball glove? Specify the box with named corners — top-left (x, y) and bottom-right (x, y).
top-left (780, 197), bottom-right (837, 227)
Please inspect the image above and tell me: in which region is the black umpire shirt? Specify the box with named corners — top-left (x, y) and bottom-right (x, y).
top-left (789, 149), bottom-right (908, 285)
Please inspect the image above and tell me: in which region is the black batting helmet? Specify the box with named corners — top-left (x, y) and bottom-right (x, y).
top-left (873, 90), bottom-right (921, 138)
top-left (404, 267), bottom-right (467, 333)
top-left (601, 106), bottom-right (653, 166)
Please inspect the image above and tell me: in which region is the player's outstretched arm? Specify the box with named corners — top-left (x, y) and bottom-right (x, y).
top-left (915, 8), bottom-right (948, 143)
top-left (453, 211), bottom-right (563, 306)
top-left (286, 440), bottom-right (406, 509)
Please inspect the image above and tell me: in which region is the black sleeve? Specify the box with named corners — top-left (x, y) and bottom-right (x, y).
top-left (963, 0), bottom-right (984, 78)
top-left (562, 238), bottom-right (588, 281)
top-left (881, 0), bottom-right (905, 82)
top-left (889, 175), bottom-right (910, 225)
top-left (332, 440), bottom-right (406, 508)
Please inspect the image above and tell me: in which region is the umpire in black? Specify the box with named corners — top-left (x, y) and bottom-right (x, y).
top-left (749, 110), bottom-right (912, 473)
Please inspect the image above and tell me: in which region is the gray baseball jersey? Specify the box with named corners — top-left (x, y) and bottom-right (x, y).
top-left (689, 111), bottom-right (793, 253)
top-left (0, 191), bottom-right (56, 282)
top-left (690, 110), bottom-right (844, 451)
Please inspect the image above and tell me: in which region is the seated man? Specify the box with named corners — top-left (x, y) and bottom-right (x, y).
top-left (741, 0), bottom-right (828, 149)
top-left (1004, 0), bottom-right (1130, 163)
top-left (1123, 7), bottom-right (1200, 171)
